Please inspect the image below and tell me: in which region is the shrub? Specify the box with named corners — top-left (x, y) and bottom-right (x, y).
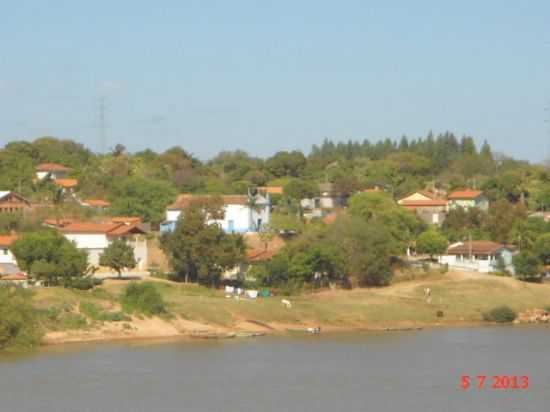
top-left (60, 313), bottom-right (88, 330)
top-left (0, 287), bottom-right (41, 350)
top-left (79, 302), bottom-right (130, 322)
top-left (121, 283), bottom-right (167, 316)
top-left (482, 305), bottom-right (517, 323)
top-left (67, 277), bottom-right (102, 290)
top-left (439, 264), bottom-right (449, 274)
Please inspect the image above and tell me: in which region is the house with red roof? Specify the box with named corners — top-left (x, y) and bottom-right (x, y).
top-left (398, 191), bottom-right (449, 225)
top-left (439, 240), bottom-right (515, 273)
top-left (58, 221), bottom-right (148, 271)
top-left (448, 189), bottom-right (489, 211)
top-left (35, 163), bottom-right (72, 181)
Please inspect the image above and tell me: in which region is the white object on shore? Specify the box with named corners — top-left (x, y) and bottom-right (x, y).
top-left (246, 290), bottom-right (258, 299)
top-left (281, 299), bottom-right (292, 308)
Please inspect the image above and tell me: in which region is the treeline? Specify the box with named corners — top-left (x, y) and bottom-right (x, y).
top-left (0, 132), bottom-right (549, 228)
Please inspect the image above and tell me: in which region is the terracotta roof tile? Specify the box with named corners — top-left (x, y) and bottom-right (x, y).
top-left (399, 199), bottom-right (448, 208)
top-left (36, 163), bottom-right (72, 172)
top-left (448, 189), bottom-right (483, 199)
top-left (1, 273), bottom-right (27, 281)
top-left (257, 186), bottom-right (284, 194)
top-left (447, 240), bottom-right (512, 255)
top-left (0, 235), bottom-right (18, 248)
top-left (54, 178), bottom-right (78, 188)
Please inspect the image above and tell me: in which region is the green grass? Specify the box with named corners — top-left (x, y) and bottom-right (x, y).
top-left (27, 272), bottom-right (550, 334)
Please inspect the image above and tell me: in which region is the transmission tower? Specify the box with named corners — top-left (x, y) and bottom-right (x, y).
top-left (98, 96), bottom-right (108, 153)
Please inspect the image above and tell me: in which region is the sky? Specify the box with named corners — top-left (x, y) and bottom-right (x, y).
top-left (1, 0), bottom-right (549, 161)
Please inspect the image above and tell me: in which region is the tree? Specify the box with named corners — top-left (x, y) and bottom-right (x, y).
top-left (161, 200), bottom-right (246, 286)
top-left (99, 240), bottom-right (137, 277)
top-left (109, 177), bottom-right (177, 224)
top-left (533, 233), bottom-right (550, 265)
top-left (283, 179), bottom-right (318, 200)
top-left (513, 252), bottom-right (542, 282)
top-left (11, 231), bottom-right (89, 286)
top-left (416, 230), bottom-right (448, 259)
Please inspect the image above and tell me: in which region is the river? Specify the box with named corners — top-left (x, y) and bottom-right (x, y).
top-left (1, 326), bottom-right (549, 412)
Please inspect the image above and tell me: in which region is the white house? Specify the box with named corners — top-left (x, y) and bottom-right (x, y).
top-left (35, 163), bottom-right (72, 181)
top-left (58, 222), bottom-right (148, 271)
top-left (301, 183), bottom-right (347, 219)
top-left (161, 193), bottom-right (271, 234)
top-left (439, 240), bottom-right (515, 274)
top-left (0, 235), bottom-right (18, 265)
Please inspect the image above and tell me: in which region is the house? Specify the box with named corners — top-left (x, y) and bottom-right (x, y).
top-left (0, 191), bottom-right (33, 214)
top-left (0, 235), bottom-right (19, 266)
top-left (35, 163), bottom-right (72, 181)
top-left (398, 191), bottom-right (449, 225)
top-left (58, 221), bottom-right (148, 271)
top-left (301, 183), bottom-right (347, 219)
top-left (438, 240), bottom-right (515, 273)
top-left (448, 189), bottom-right (489, 211)
top-left (81, 199), bottom-right (110, 210)
top-left (160, 193), bottom-right (271, 234)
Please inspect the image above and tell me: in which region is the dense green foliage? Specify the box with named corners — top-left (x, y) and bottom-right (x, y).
top-left (482, 305), bottom-right (517, 323)
top-left (122, 283), bottom-right (167, 316)
top-left (161, 199), bottom-right (246, 286)
top-left (99, 240), bottom-right (137, 277)
top-left (11, 231), bottom-right (90, 286)
top-left (0, 287), bottom-right (41, 350)
top-left (416, 229), bottom-right (449, 258)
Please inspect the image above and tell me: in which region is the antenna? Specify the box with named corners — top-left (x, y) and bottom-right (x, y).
top-left (98, 96), bottom-right (108, 153)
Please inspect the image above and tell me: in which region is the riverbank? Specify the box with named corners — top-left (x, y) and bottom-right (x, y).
top-left (34, 270), bottom-right (550, 346)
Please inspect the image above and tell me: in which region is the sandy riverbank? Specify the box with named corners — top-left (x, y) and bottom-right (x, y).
top-left (37, 270), bottom-right (550, 346)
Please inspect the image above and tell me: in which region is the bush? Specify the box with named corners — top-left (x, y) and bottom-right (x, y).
top-left (121, 283), bottom-right (167, 316)
top-left (482, 305), bottom-right (517, 323)
top-left (0, 287), bottom-right (41, 350)
top-left (79, 302), bottom-right (130, 322)
top-left (439, 264), bottom-right (449, 274)
top-left (67, 277), bottom-right (102, 290)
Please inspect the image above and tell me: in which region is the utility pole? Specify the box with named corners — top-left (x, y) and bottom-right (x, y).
top-left (98, 96), bottom-right (107, 154)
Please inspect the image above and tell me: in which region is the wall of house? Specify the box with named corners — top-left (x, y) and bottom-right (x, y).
top-left (126, 235), bottom-right (148, 270)
top-left (164, 203), bottom-right (270, 234)
top-left (64, 233), bottom-right (109, 249)
top-left (0, 248), bottom-right (17, 264)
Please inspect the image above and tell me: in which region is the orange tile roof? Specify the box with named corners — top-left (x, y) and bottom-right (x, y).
top-left (109, 216), bottom-right (141, 224)
top-left (83, 199), bottom-right (110, 207)
top-left (399, 199), bottom-right (448, 208)
top-left (257, 186), bottom-right (284, 195)
top-left (448, 189), bottom-right (483, 200)
top-left (1, 273), bottom-right (27, 281)
top-left (447, 240), bottom-right (512, 255)
top-left (36, 163), bottom-right (72, 172)
top-left (247, 248), bottom-right (278, 262)
top-left (0, 235), bottom-right (18, 248)
top-left (54, 178), bottom-right (78, 188)
top-left (168, 194), bottom-right (248, 209)
top-left (106, 223), bottom-right (146, 236)
top-left (60, 222), bottom-right (121, 234)
top-left (59, 221), bottom-right (146, 236)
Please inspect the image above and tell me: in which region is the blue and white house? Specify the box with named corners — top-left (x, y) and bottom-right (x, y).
top-left (160, 193), bottom-right (271, 234)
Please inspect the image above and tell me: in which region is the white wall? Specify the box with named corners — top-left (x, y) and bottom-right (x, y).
top-left (64, 233), bottom-right (109, 249)
top-left (166, 210), bottom-right (181, 222)
top-left (0, 248), bottom-right (17, 264)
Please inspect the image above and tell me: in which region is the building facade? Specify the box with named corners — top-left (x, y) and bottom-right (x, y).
top-left (161, 193), bottom-right (271, 234)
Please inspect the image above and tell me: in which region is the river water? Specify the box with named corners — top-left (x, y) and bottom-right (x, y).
top-left (1, 327), bottom-right (549, 412)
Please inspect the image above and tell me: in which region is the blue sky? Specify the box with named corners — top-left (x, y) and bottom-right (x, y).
top-left (1, 1), bottom-right (549, 161)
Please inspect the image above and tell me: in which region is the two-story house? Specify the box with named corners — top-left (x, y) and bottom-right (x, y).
top-left (448, 189), bottom-right (489, 211)
top-left (160, 193), bottom-right (271, 234)
top-left (58, 221), bottom-right (148, 271)
top-left (398, 191), bottom-right (449, 225)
